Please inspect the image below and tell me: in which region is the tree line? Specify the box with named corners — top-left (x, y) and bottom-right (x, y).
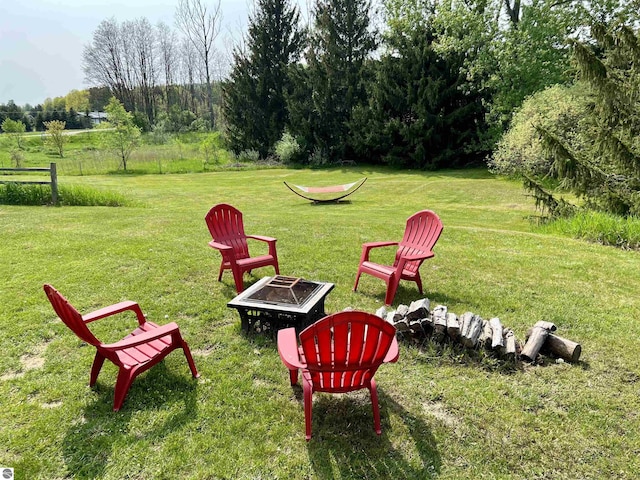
top-left (223, 0), bottom-right (638, 169)
top-left (2, 0), bottom-right (638, 173)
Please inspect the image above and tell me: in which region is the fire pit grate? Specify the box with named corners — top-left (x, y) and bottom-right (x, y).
top-left (244, 275), bottom-right (323, 307)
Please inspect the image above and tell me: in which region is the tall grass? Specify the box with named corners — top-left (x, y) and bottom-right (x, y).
top-left (538, 210), bottom-right (640, 249)
top-left (0, 183), bottom-right (132, 206)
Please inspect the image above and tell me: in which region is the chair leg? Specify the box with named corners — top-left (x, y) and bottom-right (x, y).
top-left (113, 367), bottom-right (136, 412)
top-left (303, 378), bottom-right (313, 441)
top-left (288, 368), bottom-right (298, 386)
top-left (353, 269), bottom-right (362, 292)
top-left (90, 352), bottom-right (106, 387)
top-left (181, 341), bottom-right (200, 378)
top-left (231, 266), bottom-right (245, 293)
top-left (369, 378), bottom-right (382, 435)
top-left (414, 273), bottom-right (423, 295)
top-left (385, 275), bottom-right (400, 305)
top-left (217, 263), bottom-right (225, 282)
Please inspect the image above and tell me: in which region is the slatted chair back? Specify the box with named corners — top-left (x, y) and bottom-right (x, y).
top-left (205, 203), bottom-right (250, 260)
top-left (298, 311), bottom-right (397, 393)
top-left (395, 210), bottom-right (443, 275)
top-left (43, 284), bottom-right (101, 346)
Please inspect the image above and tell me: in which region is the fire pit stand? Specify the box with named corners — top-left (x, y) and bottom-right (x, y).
top-left (227, 276), bottom-right (335, 335)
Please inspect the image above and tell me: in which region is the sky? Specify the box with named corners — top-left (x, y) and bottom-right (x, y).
top-left (0, 0), bottom-right (289, 106)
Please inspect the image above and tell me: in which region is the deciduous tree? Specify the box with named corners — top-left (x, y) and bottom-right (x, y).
top-left (103, 98), bottom-right (141, 171)
top-left (175, 0), bottom-right (222, 129)
top-left (1, 118), bottom-right (26, 149)
top-left (44, 120), bottom-right (67, 158)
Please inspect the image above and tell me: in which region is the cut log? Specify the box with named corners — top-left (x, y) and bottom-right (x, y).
top-left (420, 315), bottom-right (434, 333)
top-left (479, 320), bottom-right (492, 349)
top-left (460, 312), bottom-right (473, 337)
top-left (489, 317), bottom-right (504, 349)
top-left (534, 320), bottom-right (557, 332)
top-left (460, 313), bottom-right (483, 348)
top-left (409, 319), bottom-right (425, 336)
top-left (394, 304), bottom-right (409, 321)
top-left (432, 306), bottom-right (448, 343)
top-left (521, 321), bottom-right (556, 362)
top-left (375, 306), bottom-right (389, 320)
top-left (527, 329), bottom-right (582, 363)
top-left (446, 312), bottom-right (460, 340)
top-left (503, 329), bottom-right (517, 360)
top-left (407, 298), bottom-right (430, 321)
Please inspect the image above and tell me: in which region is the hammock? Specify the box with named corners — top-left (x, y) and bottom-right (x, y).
top-left (284, 177), bottom-right (367, 203)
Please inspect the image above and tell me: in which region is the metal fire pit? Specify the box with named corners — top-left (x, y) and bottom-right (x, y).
top-left (227, 276), bottom-right (335, 334)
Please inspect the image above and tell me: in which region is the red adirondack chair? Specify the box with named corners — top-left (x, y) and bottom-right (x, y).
top-left (43, 284), bottom-right (199, 411)
top-left (354, 210), bottom-right (443, 305)
top-left (205, 203), bottom-right (280, 293)
top-left (278, 311), bottom-right (399, 440)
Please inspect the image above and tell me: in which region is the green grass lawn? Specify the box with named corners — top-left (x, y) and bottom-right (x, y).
top-left (1, 167), bottom-right (639, 479)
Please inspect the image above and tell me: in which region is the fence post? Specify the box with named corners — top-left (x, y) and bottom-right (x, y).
top-left (50, 162), bottom-right (58, 205)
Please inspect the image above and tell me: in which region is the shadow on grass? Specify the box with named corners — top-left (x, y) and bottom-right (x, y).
top-left (62, 362), bottom-right (198, 479)
top-left (306, 391), bottom-right (441, 479)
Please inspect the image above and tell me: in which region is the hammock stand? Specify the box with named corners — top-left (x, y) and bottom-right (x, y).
top-left (284, 177), bottom-right (367, 203)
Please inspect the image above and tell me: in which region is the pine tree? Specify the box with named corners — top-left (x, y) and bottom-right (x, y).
top-left (532, 22), bottom-right (640, 216)
top-left (288, 0), bottom-right (377, 163)
top-left (351, 22), bottom-right (489, 169)
top-left (222, 0), bottom-right (305, 157)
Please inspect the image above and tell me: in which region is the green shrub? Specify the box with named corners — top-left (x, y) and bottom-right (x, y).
top-left (236, 149), bottom-right (260, 163)
top-left (489, 84), bottom-right (593, 177)
top-left (274, 131), bottom-right (301, 164)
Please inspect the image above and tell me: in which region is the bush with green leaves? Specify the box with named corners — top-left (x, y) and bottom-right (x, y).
top-left (236, 149), bottom-right (260, 163)
top-left (274, 131), bottom-right (301, 164)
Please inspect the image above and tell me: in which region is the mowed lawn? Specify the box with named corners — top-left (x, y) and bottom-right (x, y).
top-left (1, 167), bottom-right (639, 479)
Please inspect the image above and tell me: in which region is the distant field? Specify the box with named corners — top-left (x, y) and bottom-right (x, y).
top-left (1, 167), bottom-right (639, 479)
top-left (0, 130), bottom-right (237, 175)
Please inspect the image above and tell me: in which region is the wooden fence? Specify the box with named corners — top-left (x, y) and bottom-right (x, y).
top-left (0, 162), bottom-right (58, 205)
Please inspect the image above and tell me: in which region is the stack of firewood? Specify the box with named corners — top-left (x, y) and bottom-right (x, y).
top-left (375, 298), bottom-right (582, 364)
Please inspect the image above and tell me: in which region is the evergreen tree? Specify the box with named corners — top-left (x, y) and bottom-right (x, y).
top-left (288, 0), bottom-right (377, 163)
top-left (222, 0), bottom-right (305, 157)
top-left (351, 22), bottom-right (489, 169)
top-left (531, 22), bottom-right (640, 216)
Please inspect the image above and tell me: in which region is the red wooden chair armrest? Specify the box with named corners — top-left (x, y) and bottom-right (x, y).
top-left (277, 328), bottom-right (306, 370)
top-left (208, 240), bottom-right (234, 252)
top-left (362, 241), bottom-right (398, 250)
top-left (401, 252), bottom-right (434, 262)
top-left (395, 252), bottom-right (435, 272)
top-left (384, 336), bottom-right (400, 363)
top-left (82, 301), bottom-right (145, 324)
top-left (246, 234), bottom-right (276, 244)
top-left (101, 322), bottom-right (181, 351)
top-left (360, 241), bottom-right (399, 262)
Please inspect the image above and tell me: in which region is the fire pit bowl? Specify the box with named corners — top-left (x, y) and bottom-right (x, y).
top-left (227, 276), bottom-right (335, 334)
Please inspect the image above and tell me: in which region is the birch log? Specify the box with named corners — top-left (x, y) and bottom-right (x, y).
top-left (446, 312), bottom-right (460, 340)
top-left (489, 317), bottom-right (504, 349)
top-left (407, 299), bottom-right (430, 321)
top-left (432, 306), bottom-right (448, 342)
top-left (526, 329), bottom-right (582, 363)
top-left (521, 321), bottom-right (557, 362)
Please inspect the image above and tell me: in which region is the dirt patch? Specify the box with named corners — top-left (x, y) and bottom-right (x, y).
top-left (193, 343), bottom-right (221, 357)
top-left (41, 401), bottom-right (63, 409)
top-left (423, 401), bottom-right (461, 428)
